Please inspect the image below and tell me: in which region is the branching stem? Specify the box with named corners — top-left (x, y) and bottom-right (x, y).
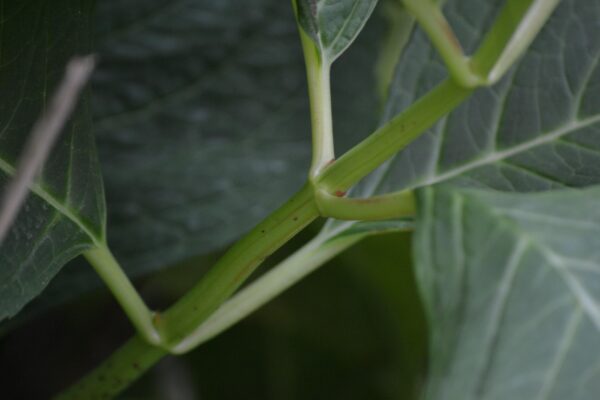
top-left (60, 0), bottom-right (562, 397)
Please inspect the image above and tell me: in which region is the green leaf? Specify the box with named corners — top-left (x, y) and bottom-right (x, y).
top-left (91, 0), bottom-right (382, 277)
top-left (294, 0), bottom-right (379, 62)
top-left (364, 0), bottom-right (600, 195)
top-left (0, 1), bottom-right (103, 320)
top-left (414, 185), bottom-right (600, 399)
top-left (323, 0), bottom-right (599, 237)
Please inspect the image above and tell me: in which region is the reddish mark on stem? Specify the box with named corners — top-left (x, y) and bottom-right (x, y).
top-left (440, 16), bottom-right (463, 52)
top-left (325, 158), bottom-right (336, 167)
top-left (334, 190), bottom-right (346, 197)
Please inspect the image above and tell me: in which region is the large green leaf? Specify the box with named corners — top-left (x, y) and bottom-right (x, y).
top-left (364, 0), bottom-right (600, 195)
top-left (323, 0), bottom-right (599, 237)
top-left (90, 0), bottom-right (382, 277)
top-left (293, 0), bottom-right (379, 62)
top-left (414, 185), bottom-right (600, 399)
top-left (0, 1), bottom-right (103, 320)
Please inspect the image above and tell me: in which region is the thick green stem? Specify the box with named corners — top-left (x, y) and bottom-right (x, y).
top-left (318, 79), bottom-right (473, 192)
top-left (84, 246), bottom-right (161, 345)
top-left (171, 230), bottom-right (366, 353)
top-left (54, 230), bottom-right (366, 400)
top-left (157, 183), bottom-right (320, 346)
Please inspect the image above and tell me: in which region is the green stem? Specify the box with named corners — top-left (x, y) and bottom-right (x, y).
top-left (84, 246), bottom-right (161, 345)
top-left (53, 229), bottom-right (369, 399)
top-left (58, 77), bottom-right (471, 400)
top-left (299, 28), bottom-right (335, 178)
top-left (403, 0), bottom-right (483, 88)
top-left (170, 229), bottom-right (366, 353)
top-left (157, 183), bottom-right (320, 346)
top-left (318, 78), bottom-right (473, 192)
top-left (60, 0), bottom-right (561, 394)
top-left (158, 78), bottom-right (471, 347)
top-left (472, 0), bottom-right (560, 84)
top-left (315, 189), bottom-right (415, 221)
top-left (53, 336), bottom-right (165, 400)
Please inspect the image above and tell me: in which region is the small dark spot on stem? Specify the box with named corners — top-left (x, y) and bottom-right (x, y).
top-left (261, 229), bottom-right (266, 234)
top-left (292, 216), bottom-right (298, 221)
top-left (132, 362), bottom-right (141, 370)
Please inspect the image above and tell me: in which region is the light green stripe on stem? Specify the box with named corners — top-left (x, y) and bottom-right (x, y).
top-left (299, 26), bottom-right (335, 178)
top-left (472, 0), bottom-right (560, 84)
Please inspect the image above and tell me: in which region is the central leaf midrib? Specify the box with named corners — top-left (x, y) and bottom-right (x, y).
top-left (0, 156), bottom-right (102, 245)
top-left (419, 114), bottom-right (600, 189)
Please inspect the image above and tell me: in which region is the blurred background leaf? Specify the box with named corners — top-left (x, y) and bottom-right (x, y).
top-left (0, 0), bottom-right (104, 320)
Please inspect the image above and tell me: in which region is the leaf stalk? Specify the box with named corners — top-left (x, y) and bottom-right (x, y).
top-left (84, 246), bottom-right (162, 346)
top-left (299, 28), bottom-right (335, 178)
